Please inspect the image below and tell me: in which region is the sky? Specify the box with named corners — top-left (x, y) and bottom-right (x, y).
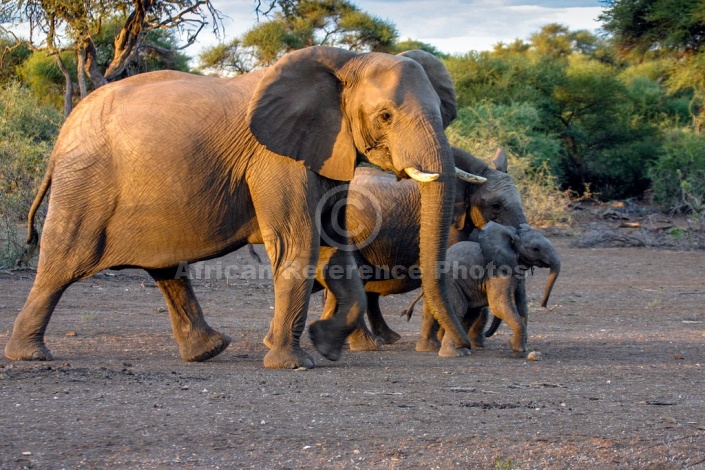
top-left (188, 0), bottom-right (606, 57)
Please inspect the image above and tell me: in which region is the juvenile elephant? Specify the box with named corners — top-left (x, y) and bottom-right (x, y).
top-left (4, 46), bottom-right (480, 369)
top-left (313, 146), bottom-right (528, 354)
top-left (411, 222), bottom-right (561, 356)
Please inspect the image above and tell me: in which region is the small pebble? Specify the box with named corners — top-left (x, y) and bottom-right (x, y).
top-left (527, 351), bottom-right (542, 361)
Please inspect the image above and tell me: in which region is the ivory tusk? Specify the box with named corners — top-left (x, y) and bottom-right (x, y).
top-left (455, 167), bottom-right (487, 183)
top-left (405, 167), bottom-right (439, 182)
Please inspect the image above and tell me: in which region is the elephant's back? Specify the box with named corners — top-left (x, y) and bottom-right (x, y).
top-left (447, 241), bottom-right (483, 268)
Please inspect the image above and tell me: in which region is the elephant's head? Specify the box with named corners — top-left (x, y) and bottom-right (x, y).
top-left (247, 46), bottom-right (478, 349)
top-left (450, 147), bottom-right (528, 242)
top-left (477, 221), bottom-right (520, 273)
top-left (516, 224), bottom-right (561, 308)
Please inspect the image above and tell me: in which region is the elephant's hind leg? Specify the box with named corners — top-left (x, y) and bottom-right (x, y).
top-left (4, 277), bottom-right (70, 361)
top-left (5, 224), bottom-right (105, 361)
top-left (310, 247), bottom-right (368, 356)
top-left (465, 307), bottom-right (488, 348)
top-left (415, 304), bottom-right (441, 352)
top-left (148, 267), bottom-right (231, 362)
top-left (322, 289), bottom-right (383, 351)
top-left (365, 293), bottom-right (402, 345)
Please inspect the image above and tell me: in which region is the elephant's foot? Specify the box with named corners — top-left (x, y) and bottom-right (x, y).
top-left (4, 336), bottom-right (53, 361)
top-left (262, 330), bottom-right (274, 349)
top-left (470, 334), bottom-right (486, 349)
top-left (177, 329), bottom-right (231, 362)
top-left (263, 346), bottom-right (315, 369)
top-left (375, 328), bottom-right (402, 345)
top-left (308, 319), bottom-right (352, 362)
top-left (439, 339), bottom-right (471, 358)
top-left (348, 328), bottom-right (384, 351)
top-left (509, 339), bottom-right (528, 354)
top-left (415, 336), bottom-right (441, 353)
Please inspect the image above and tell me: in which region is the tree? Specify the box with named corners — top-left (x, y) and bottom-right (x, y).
top-left (0, 33), bottom-right (32, 84)
top-left (1, 0), bottom-right (223, 114)
top-left (600, 0), bottom-right (705, 131)
top-left (199, 0), bottom-right (397, 73)
top-left (600, 0), bottom-right (705, 56)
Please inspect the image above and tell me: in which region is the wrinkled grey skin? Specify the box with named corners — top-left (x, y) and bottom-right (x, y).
top-left (311, 147), bottom-right (528, 356)
top-left (417, 222), bottom-right (561, 356)
top-left (4, 46), bottom-right (473, 369)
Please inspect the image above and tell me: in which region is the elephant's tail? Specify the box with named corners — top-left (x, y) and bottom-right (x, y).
top-left (15, 163), bottom-right (52, 267)
top-left (401, 290), bottom-right (425, 321)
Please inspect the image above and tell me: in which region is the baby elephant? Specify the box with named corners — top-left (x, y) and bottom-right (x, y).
top-left (411, 221), bottom-right (560, 357)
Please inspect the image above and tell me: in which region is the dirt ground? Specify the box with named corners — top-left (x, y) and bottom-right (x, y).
top-left (1, 234), bottom-right (704, 469)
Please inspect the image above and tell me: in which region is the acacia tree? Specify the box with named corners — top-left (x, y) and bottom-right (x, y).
top-left (1, 0), bottom-right (223, 115)
top-left (199, 0), bottom-right (397, 74)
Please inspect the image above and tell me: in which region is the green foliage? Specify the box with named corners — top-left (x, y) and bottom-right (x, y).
top-left (0, 34), bottom-right (32, 84)
top-left (649, 129), bottom-right (705, 223)
top-left (445, 42), bottom-right (664, 200)
top-left (17, 50), bottom-right (77, 110)
top-left (494, 456), bottom-right (514, 470)
top-left (0, 82), bottom-right (62, 267)
top-left (600, 0), bottom-right (705, 55)
top-left (550, 55), bottom-right (662, 199)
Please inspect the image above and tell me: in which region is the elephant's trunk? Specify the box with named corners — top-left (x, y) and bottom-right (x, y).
top-left (417, 174), bottom-right (472, 350)
top-left (541, 261), bottom-right (560, 308)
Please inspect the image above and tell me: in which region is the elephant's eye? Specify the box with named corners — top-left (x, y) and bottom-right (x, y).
top-left (491, 202), bottom-right (502, 212)
top-left (378, 111), bottom-right (392, 124)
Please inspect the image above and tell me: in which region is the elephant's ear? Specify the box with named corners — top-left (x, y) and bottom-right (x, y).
top-left (248, 46), bottom-right (358, 181)
top-left (479, 221), bottom-right (519, 271)
top-left (397, 50), bottom-right (457, 128)
top-left (492, 148), bottom-right (509, 173)
top-left (452, 201), bottom-right (468, 230)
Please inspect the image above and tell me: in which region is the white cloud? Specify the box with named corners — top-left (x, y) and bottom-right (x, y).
top-left (352, 1), bottom-right (605, 54)
top-left (185, 1), bottom-right (606, 58)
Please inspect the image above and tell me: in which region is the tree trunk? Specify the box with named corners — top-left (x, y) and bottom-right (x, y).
top-left (54, 54), bottom-right (73, 117)
top-left (83, 38), bottom-right (109, 89)
top-left (76, 47), bottom-right (88, 99)
top-left (104, 1), bottom-right (152, 81)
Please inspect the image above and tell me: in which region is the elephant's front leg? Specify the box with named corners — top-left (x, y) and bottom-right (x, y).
top-left (148, 267), bottom-right (231, 362)
top-left (259, 234), bottom-right (320, 369)
top-left (487, 278), bottom-right (527, 354)
top-left (515, 280), bottom-right (529, 329)
top-left (311, 247), bottom-right (368, 357)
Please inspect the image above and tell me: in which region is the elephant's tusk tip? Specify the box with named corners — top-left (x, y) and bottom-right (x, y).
top-left (455, 167), bottom-right (487, 184)
top-left (405, 167), bottom-right (439, 182)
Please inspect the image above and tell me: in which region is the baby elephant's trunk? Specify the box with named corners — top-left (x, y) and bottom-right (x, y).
top-left (540, 262), bottom-right (561, 308)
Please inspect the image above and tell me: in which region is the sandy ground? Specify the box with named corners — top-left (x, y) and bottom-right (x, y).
top-left (1, 238), bottom-right (704, 469)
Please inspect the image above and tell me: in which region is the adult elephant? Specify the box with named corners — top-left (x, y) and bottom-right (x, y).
top-left (4, 46), bottom-right (478, 369)
top-left (312, 146), bottom-right (528, 355)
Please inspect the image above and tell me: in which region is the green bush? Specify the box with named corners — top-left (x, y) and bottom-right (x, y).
top-left (447, 102), bottom-right (572, 227)
top-left (17, 50), bottom-right (78, 110)
top-left (0, 82), bottom-right (62, 267)
top-left (649, 129), bottom-right (705, 228)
